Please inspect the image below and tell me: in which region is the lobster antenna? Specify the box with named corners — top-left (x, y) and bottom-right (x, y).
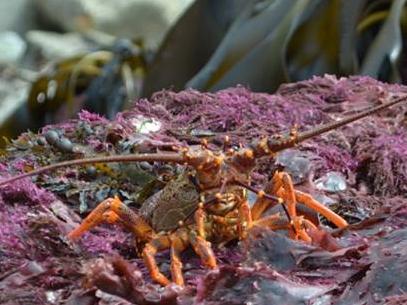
top-left (1, 95), bottom-right (406, 186)
top-left (266, 95), bottom-right (407, 153)
top-left (0, 153), bottom-right (184, 186)
top-left (296, 95), bottom-right (407, 143)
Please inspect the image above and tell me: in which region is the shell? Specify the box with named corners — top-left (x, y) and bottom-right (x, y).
top-left (139, 172), bottom-right (200, 231)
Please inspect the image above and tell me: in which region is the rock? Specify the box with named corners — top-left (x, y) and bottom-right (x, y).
top-left (131, 115), bottom-right (162, 134)
top-left (314, 171), bottom-right (347, 192)
top-left (35, 0), bottom-right (194, 49)
top-left (275, 149), bottom-right (312, 184)
top-left (0, 32), bottom-right (27, 64)
top-left (26, 30), bottom-right (94, 60)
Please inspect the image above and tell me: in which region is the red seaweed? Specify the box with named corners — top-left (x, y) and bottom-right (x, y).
top-left (0, 75), bottom-right (406, 304)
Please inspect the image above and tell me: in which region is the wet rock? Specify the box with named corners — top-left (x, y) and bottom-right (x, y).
top-left (243, 229), bottom-right (315, 271)
top-left (337, 228), bottom-right (407, 304)
top-left (315, 171), bottom-right (347, 192)
top-left (44, 129), bottom-right (59, 145)
top-left (131, 115), bottom-right (162, 134)
top-left (54, 137), bottom-right (74, 153)
top-left (275, 149), bottom-right (312, 184)
top-left (195, 265), bottom-right (332, 305)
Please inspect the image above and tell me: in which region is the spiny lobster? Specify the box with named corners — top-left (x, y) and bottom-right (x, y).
top-left (0, 95), bottom-right (406, 286)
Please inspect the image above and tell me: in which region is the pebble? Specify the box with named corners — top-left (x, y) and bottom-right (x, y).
top-left (44, 130), bottom-right (59, 145)
top-left (54, 137), bottom-right (74, 152)
top-left (315, 171), bottom-right (347, 192)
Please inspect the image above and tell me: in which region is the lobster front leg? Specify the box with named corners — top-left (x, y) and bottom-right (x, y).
top-left (68, 199), bottom-right (114, 239)
top-left (68, 196), bottom-right (153, 241)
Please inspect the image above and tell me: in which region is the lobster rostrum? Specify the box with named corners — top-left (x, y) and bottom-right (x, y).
top-left (0, 95), bottom-right (406, 286)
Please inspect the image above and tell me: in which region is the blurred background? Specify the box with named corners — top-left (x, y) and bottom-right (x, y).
top-left (0, 0), bottom-right (406, 145)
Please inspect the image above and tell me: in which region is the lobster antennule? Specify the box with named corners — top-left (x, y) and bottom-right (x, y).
top-left (0, 153), bottom-right (185, 186)
top-left (265, 95), bottom-right (407, 154)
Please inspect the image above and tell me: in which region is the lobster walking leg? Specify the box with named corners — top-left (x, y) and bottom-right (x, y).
top-left (251, 174), bottom-right (283, 220)
top-left (273, 172), bottom-right (311, 240)
top-left (237, 199), bottom-right (253, 239)
top-left (68, 199), bottom-right (113, 239)
top-left (294, 190), bottom-right (348, 228)
top-left (169, 234), bottom-right (188, 286)
top-left (189, 231), bottom-right (217, 269)
top-left (251, 171), bottom-right (348, 241)
top-left (195, 202), bottom-right (206, 239)
top-left (277, 172), bottom-right (297, 217)
top-left (253, 213), bottom-right (288, 231)
top-left (142, 237), bottom-right (171, 286)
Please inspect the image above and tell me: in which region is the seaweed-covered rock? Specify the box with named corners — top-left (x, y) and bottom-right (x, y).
top-left (0, 75), bottom-right (406, 304)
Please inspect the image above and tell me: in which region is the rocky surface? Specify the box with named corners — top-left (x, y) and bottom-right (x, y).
top-left (0, 75), bottom-right (406, 304)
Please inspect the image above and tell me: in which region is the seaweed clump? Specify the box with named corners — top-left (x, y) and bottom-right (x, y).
top-left (0, 75), bottom-right (406, 304)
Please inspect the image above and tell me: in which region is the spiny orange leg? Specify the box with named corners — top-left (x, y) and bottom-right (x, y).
top-left (237, 199), bottom-right (253, 239)
top-left (274, 172), bottom-right (316, 241)
top-left (142, 237), bottom-right (172, 286)
top-left (211, 215), bottom-right (238, 225)
top-left (277, 172), bottom-right (297, 218)
top-left (253, 213), bottom-right (317, 239)
top-left (294, 190), bottom-right (348, 228)
top-left (253, 213), bottom-right (289, 231)
top-left (169, 235), bottom-right (188, 286)
top-left (195, 202), bottom-right (206, 239)
top-left (68, 196), bottom-right (153, 241)
top-left (251, 175), bottom-right (283, 221)
top-left (274, 171), bottom-right (347, 240)
top-left (189, 231), bottom-right (217, 269)
top-left (68, 199), bottom-right (116, 240)
top-left (272, 172), bottom-right (306, 240)
top-left (143, 230), bottom-right (191, 287)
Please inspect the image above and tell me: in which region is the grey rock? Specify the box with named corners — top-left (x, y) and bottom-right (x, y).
top-left (314, 171), bottom-right (347, 192)
top-left (275, 149), bottom-right (312, 184)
